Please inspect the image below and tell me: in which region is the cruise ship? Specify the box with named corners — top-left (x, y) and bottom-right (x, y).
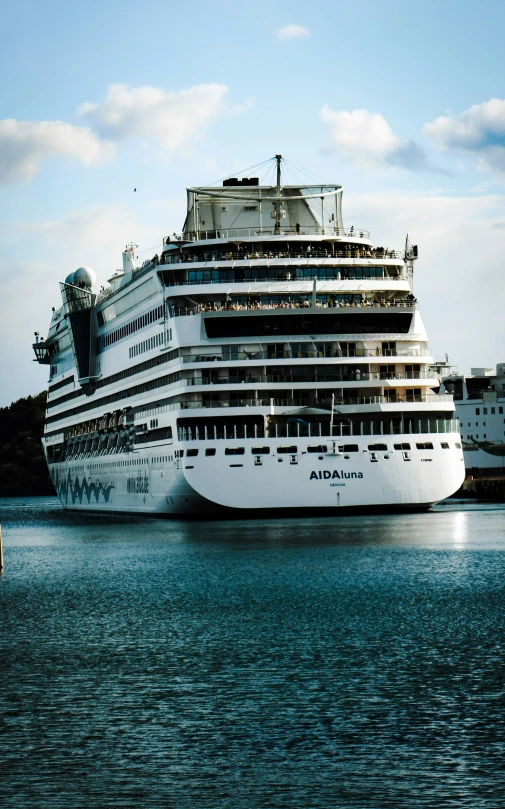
top-left (33, 155), bottom-right (465, 515)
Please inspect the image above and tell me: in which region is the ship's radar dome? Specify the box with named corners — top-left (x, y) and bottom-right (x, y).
top-left (64, 272), bottom-right (75, 285)
top-left (73, 266), bottom-right (96, 288)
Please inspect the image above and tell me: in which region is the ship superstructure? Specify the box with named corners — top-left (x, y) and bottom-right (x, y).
top-left (34, 156), bottom-right (465, 514)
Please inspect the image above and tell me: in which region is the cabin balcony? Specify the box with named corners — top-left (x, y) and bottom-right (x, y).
top-left (176, 392), bottom-right (452, 411)
top-left (182, 370), bottom-right (439, 387)
top-left (181, 347), bottom-right (433, 364)
top-left (168, 297), bottom-right (417, 318)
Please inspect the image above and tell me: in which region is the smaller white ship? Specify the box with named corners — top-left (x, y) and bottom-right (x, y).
top-left (440, 365), bottom-right (505, 495)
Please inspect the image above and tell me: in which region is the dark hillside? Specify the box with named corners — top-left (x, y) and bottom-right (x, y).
top-left (0, 391), bottom-right (53, 496)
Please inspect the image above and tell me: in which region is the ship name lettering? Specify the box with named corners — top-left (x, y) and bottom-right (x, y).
top-left (309, 470), bottom-right (363, 480)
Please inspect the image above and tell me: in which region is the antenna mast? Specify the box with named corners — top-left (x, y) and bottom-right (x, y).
top-left (274, 154), bottom-right (282, 235)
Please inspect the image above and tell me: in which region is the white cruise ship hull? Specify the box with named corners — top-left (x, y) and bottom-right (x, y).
top-left (48, 432), bottom-right (465, 516)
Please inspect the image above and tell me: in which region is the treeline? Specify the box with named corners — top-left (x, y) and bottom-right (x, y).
top-left (0, 391), bottom-right (53, 496)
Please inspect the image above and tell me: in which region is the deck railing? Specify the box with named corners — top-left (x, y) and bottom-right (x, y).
top-left (184, 371), bottom-right (439, 386)
top-left (182, 348), bottom-right (432, 363)
top-left (168, 226), bottom-right (372, 241)
top-left (161, 248), bottom-right (401, 266)
top-left (176, 393), bottom-right (452, 410)
top-left (169, 298), bottom-right (417, 318)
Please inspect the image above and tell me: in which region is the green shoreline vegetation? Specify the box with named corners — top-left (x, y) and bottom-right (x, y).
top-left (0, 391), bottom-right (53, 496)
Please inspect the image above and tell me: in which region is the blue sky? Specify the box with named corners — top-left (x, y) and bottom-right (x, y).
top-left (1, 0), bottom-right (505, 405)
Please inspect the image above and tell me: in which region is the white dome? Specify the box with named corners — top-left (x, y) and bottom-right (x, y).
top-left (64, 272), bottom-right (75, 284)
top-left (73, 266), bottom-right (96, 289)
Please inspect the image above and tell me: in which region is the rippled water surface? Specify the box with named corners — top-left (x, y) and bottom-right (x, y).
top-left (1, 497), bottom-right (505, 808)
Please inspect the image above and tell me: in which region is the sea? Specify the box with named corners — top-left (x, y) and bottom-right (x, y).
top-left (1, 496), bottom-right (505, 809)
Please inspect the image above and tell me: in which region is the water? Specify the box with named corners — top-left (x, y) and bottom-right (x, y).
top-left (1, 497), bottom-right (505, 808)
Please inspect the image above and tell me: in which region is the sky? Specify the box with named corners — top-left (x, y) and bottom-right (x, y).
top-left (1, 0), bottom-right (505, 406)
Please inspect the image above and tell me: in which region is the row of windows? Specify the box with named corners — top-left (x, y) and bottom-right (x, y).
top-left (182, 441), bottom-right (460, 457)
top-left (184, 267), bottom-right (388, 284)
top-left (129, 331), bottom-right (170, 359)
top-left (475, 406), bottom-right (503, 415)
top-left (463, 433), bottom-right (505, 440)
top-left (63, 459), bottom-right (148, 471)
top-left (87, 459), bottom-right (149, 469)
top-left (99, 304), bottom-right (164, 351)
top-left (466, 418), bottom-right (505, 428)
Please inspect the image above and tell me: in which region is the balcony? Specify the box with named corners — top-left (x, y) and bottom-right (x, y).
top-left (32, 340), bottom-right (53, 365)
top-left (185, 371), bottom-right (439, 386)
top-left (169, 297), bottom-right (417, 318)
top-left (182, 348), bottom-right (433, 363)
top-left (160, 246), bottom-right (402, 268)
top-left (177, 393), bottom-right (451, 410)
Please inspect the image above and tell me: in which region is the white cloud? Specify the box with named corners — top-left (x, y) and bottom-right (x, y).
top-left (424, 98), bottom-right (505, 174)
top-left (78, 82), bottom-right (230, 153)
top-left (320, 106), bottom-right (430, 172)
top-left (277, 24), bottom-right (310, 39)
top-left (0, 119), bottom-right (114, 185)
top-left (0, 82), bottom-right (245, 186)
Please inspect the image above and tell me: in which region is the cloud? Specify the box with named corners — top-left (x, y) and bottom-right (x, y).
top-left (78, 82), bottom-right (230, 153)
top-left (0, 82), bottom-right (246, 186)
top-left (0, 119), bottom-right (114, 185)
top-left (424, 98), bottom-right (505, 174)
top-left (320, 106), bottom-right (430, 172)
top-left (277, 24), bottom-right (310, 39)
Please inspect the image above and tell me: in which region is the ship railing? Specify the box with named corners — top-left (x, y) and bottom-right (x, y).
top-left (168, 226), bottom-right (372, 242)
top-left (182, 349), bottom-right (433, 363)
top-left (162, 273), bottom-right (406, 286)
top-left (169, 298), bottom-right (417, 317)
top-left (160, 248), bottom-right (402, 265)
top-left (177, 393), bottom-right (452, 409)
top-left (177, 417), bottom-right (460, 441)
top-left (184, 371), bottom-right (439, 386)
